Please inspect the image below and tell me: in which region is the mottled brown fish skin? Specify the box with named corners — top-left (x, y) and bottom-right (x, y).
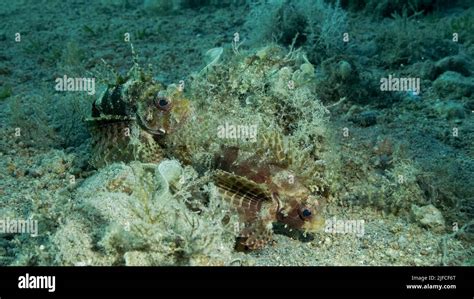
top-left (213, 170), bottom-right (279, 250)
top-left (213, 170), bottom-right (323, 250)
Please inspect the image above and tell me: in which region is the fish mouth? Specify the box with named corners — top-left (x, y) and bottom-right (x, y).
top-left (302, 215), bottom-right (325, 233)
top-left (136, 112), bottom-right (166, 136)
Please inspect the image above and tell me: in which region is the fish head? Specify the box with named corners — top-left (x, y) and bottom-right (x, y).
top-left (298, 196), bottom-right (325, 233)
top-left (136, 84), bottom-right (192, 136)
top-left (271, 170), bottom-right (325, 232)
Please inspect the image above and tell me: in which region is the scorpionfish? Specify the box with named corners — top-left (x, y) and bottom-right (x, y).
top-left (213, 142), bottom-right (326, 250)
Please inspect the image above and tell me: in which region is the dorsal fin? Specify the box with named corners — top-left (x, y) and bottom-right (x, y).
top-left (213, 170), bottom-right (272, 220)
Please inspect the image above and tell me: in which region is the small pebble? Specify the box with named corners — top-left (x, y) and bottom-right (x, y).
top-left (27, 168), bottom-right (43, 178)
top-left (386, 248), bottom-right (399, 259)
top-left (398, 236), bottom-right (408, 249)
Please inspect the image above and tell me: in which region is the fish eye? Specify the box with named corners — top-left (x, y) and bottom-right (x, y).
top-left (158, 98), bottom-right (168, 107)
top-left (302, 209), bottom-right (311, 217)
top-left (155, 95), bottom-right (171, 110)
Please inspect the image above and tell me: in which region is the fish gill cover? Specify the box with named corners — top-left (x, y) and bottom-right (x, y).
top-left (0, 0), bottom-right (472, 266)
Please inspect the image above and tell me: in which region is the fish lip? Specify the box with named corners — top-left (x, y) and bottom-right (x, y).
top-left (136, 112), bottom-right (166, 136)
